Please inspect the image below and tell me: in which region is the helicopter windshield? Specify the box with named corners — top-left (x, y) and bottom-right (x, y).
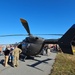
top-left (22, 43), bottom-right (28, 49)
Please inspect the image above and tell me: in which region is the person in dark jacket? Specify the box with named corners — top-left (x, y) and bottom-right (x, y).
top-left (4, 46), bottom-right (10, 67)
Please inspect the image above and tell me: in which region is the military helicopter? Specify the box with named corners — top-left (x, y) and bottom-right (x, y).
top-left (0, 18), bottom-right (75, 57)
top-left (16, 18), bottom-right (75, 57)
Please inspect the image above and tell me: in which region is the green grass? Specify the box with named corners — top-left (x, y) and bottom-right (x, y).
top-left (50, 53), bottom-right (75, 75)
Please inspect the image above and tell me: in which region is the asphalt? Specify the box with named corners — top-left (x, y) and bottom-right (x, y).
top-left (0, 52), bottom-right (57, 75)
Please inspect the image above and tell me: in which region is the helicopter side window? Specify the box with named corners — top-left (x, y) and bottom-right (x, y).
top-left (22, 43), bottom-right (28, 50)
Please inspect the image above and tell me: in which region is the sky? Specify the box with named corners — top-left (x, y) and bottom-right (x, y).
top-left (0, 0), bottom-right (75, 44)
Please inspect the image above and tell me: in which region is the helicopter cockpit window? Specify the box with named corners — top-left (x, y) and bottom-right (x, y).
top-left (22, 43), bottom-right (28, 50)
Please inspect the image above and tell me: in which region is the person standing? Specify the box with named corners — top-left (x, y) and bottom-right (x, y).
top-left (8, 45), bottom-right (14, 64)
top-left (4, 46), bottom-right (10, 67)
top-left (12, 45), bottom-right (22, 67)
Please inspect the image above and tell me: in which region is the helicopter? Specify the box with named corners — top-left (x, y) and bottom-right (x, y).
top-left (15, 18), bottom-right (75, 57)
top-left (0, 18), bottom-right (75, 57)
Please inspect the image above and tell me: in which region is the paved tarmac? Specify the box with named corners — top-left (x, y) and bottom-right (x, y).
top-left (0, 52), bottom-right (57, 75)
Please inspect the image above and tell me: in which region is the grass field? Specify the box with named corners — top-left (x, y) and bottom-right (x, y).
top-left (50, 52), bottom-right (75, 75)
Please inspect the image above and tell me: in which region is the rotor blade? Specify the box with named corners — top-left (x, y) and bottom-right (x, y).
top-left (0, 34), bottom-right (63, 37)
top-left (20, 18), bottom-right (31, 35)
top-left (33, 34), bottom-right (63, 36)
top-left (0, 34), bottom-right (28, 37)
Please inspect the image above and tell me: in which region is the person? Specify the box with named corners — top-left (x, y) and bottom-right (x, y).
top-left (47, 44), bottom-right (51, 56)
top-left (12, 45), bottom-right (22, 67)
top-left (4, 46), bottom-right (10, 67)
top-left (8, 45), bottom-right (14, 65)
top-left (44, 45), bottom-right (48, 54)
